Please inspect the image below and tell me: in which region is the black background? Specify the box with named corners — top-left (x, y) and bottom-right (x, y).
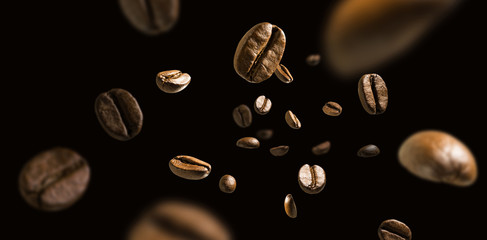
top-left (5, 0), bottom-right (486, 239)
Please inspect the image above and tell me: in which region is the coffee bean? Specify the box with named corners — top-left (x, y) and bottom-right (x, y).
top-left (219, 175), bottom-right (236, 193)
top-left (378, 219), bottom-right (412, 240)
top-left (298, 164), bottom-right (326, 194)
top-left (119, 0), bottom-right (179, 35)
top-left (398, 130), bottom-right (477, 187)
top-left (256, 129), bottom-right (273, 140)
top-left (128, 200), bottom-right (231, 240)
top-left (306, 54), bottom-right (321, 66)
top-left (275, 64), bottom-right (293, 83)
top-left (234, 22), bottom-right (286, 83)
top-left (169, 155), bottom-right (211, 180)
top-left (232, 104), bottom-right (252, 128)
top-left (357, 144), bottom-right (380, 157)
top-left (254, 95), bottom-right (272, 115)
top-left (156, 70), bottom-right (191, 93)
top-left (358, 73), bottom-right (388, 115)
top-left (322, 101), bottom-right (342, 116)
top-left (284, 194), bottom-right (297, 218)
top-left (270, 145), bottom-right (289, 157)
top-left (236, 137), bottom-right (260, 149)
top-left (95, 88), bottom-right (143, 141)
top-left (285, 110), bottom-right (301, 129)
top-left (312, 141), bottom-right (331, 155)
top-left (18, 147), bottom-right (90, 211)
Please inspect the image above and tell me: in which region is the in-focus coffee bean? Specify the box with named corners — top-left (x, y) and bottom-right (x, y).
top-left (156, 70), bottom-right (191, 93)
top-left (18, 147), bottom-right (90, 211)
top-left (275, 64), bottom-right (293, 83)
top-left (236, 137), bottom-right (260, 149)
top-left (169, 155), bottom-right (211, 180)
top-left (270, 145), bottom-right (289, 157)
top-left (256, 129), bottom-right (273, 140)
top-left (219, 175), bottom-right (236, 194)
top-left (358, 73), bottom-right (388, 115)
top-left (285, 110), bottom-right (301, 129)
top-left (306, 54), bottom-right (321, 66)
top-left (119, 0), bottom-right (180, 35)
top-left (378, 219), bottom-right (412, 240)
top-left (357, 144), bottom-right (380, 157)
top-left (398, 130), bottom-right (477, 187)
top-left (298, 164), bottom-right (326, 194)
top-left (232, 104), bottom-right (252, 128)
top-left (312, 141), bottom-right (331, 155)
top-left (95, 88), bottom-right (143, 141)
top-left (254, 95), bottom-right (272, 115)
top-left (322, 101), bottom-right (342, 116)
top-left (234, 22), bottom-right (286, 83)
top-left (284, 194), bottom-right (297, 218)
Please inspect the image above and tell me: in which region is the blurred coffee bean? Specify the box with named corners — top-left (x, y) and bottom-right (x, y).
top-left (312, 141), bottom-right (331, 155)
top-left (119, 0), bottom-right (180, 35)
top-left (306, 54), bottom-right (321, 66)
top-left (232, 104), bottom-right (252, 128)
top-left (269, 145), bottom-right (289, 157)
top-left (256, 129), bottom-right (273, 140)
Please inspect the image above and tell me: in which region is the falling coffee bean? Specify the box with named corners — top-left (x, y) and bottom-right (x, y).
top-left (378, 219), bottom-right (412, 240)
top-left (254, 95), bottom-right (272, 115)
top-left (95, 88), bottom-right (143, 141)
top-left (322, 101), bottom-right (342, 116)
top-left (234, 22), bottom-right (286, 83)
top-left (236, 137), bottom-right (260, 149)
top-left (156, 70), bottom-right (191, 93)
top-left (298, 164), bottom-right (326, 194)
top-left (306, 54), bottom-right (321, 66)
top-left (312, 141), bottom-right (331, 155)
top-left (232, 104), bottom-right (252, 128)
top-left (284, 194), bottom-right (297, 218)
top-left (18, 147), bottom-right (90, 211)
top-left (285, 110), bottom-right (301, 129)
top-left (270, 145), bottom-right (289, 157)
top-left (219, 175), bottom-right (236, 193)
top-left (357, 144), bottom-right (380, 157)
top-left (256, 129), bottom-right (273, 140)
top-left (275, 64), bottom-right (293, 83)
top-left (169, 155), bottom-right (211, 180)
top-left (358, 73), bottom-right (388, 115)
top-left (119, 0), bottom-right (180, 35)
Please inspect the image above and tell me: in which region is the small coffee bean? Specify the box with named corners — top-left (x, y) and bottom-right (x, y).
top-left (169, 155), bottom-right (211, 180)
top-left (357, 144), bottom-right (380, 157)
top-left (236, 137), bottom-right (260, 149)
top-left (219, 175), bottom-right (236, 193)
top-left (156, 70), bottom-right (191, 93)
top-left (378, 219), bottom-right (412, 240)
top-left (298, 164), bottom-right (326, 194)
top-left (322, 101), bottom-right (342, 116)
top-left (232, 104), bottom-right (252, 128)
top-left (285, 110), bottom-right (301, 129)
top-left (254, 95), bottom-right (272, 115)
top-left (358, 73), bottom-right (388, 115)
top-left (256, 129), bottom-right (273, 140)
top-left (275, 64), bottom-right (293, 83)
top-left (119, 0), bottom-right (180, 35)
top-left (269, 145), bottom-right (289, 157)
top-left (312, 141), bottom-right (331, 155)
top-left (95, 88), bottom-right (143, 141)
top-left (284, 194), bottom-right (297, 218)
top-left (306, 54), bottom-right (321, 66)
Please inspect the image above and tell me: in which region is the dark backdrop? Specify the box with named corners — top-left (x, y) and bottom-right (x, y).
top-left (5, 0), bottom-right (486, 239)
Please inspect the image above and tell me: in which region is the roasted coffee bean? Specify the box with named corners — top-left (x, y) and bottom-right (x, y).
top-left (298, 164), bottom-right (326, 194)
top-left (156, 70), bottom-right (191, 93)
top-left (18, 147), bottom-right (90, 211)
top-left (232, 104), bottom-right (252, 128)
top-left (119, 0), bottom-right (179, 35)
top-left (378, 219), bottom-right (412, 240)
top-left (270, 145), bottom-right (289, 157)
top-left (285, 110), bottom-right (301, 129)
top-left (254, 95), bottom-right (272, 115)
top-left (306, 54), bottom-right (321, 66)
top-left (275, 64), bottom-right (293, 83)
top-left (357, 144), bottom-right (380, 157)
top-left (95, 88), bottom-right (143, 141)
top-left (312, 141), bottom-right (331, 155)
top-left (398, 130), bottom-right (477, 187)
top-left (234, 22), bottom-right (286, 83)
top-left (236, 137), bottom-right (260, 149)
top-left (128, 200), bottom-right (231, 240)
top-left (322, 101), bottom-right (342, 116)
top-left (358, 73), bottom-right (388, 115)
top-left (256, 129), bottom-right (273, 140)
top-left (219, 175), bottom-right (236, 194)
top-left (284, 194), bottom-right (297, 218)
top-left (169, 155), bottom-right (211, 180)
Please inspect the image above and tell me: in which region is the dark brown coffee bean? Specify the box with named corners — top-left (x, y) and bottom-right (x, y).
top-left (119, 0), bottom-right (179, 35)
top-left (256, 129), bottom-right (273, 140)
top-left (378, 219), bottom-right (412, 240)
top-left (95, 88), bottom-right (143, 141)
top-left (275, 64), bottom-right (293, 83)
top-left (270, 145), bottom-right (289, 157)
top-left (358, 73), bottom-right (388, 115)
top-left (156, 70), bottom-right (191, 93)
top-left (357, 144), bottom-right (380, 157)
top-left (234, 22), bottom-right (286, 83)
top-left (312, 141), bottom-right (331, 155)
top-left (219, 175), bottom-right (236, 193)
top-left (399, 130), bottom-right (477, 187)
top-left (298, 164), bottom-right (326, 194)
top-left (285, 110), bottom-right (301, 129)
top-left (322, 101), bottom-right (342, 116)
top-left (284, 194), bottom-right (297, 218)
top-left (128, 200), bottom-right (231, 240)
top-left (306, 54), bottom-right (321, 66)
top-left (169, 155), bottom-right (211, 180)
top-left (232, 104), bottom-right (252, 128)
top-left (18, 147), bottom-right (90, 211)
top-left (254, 95), bottom-right (272, 115)
top-left (236, 137), bottom-right (260, 149)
